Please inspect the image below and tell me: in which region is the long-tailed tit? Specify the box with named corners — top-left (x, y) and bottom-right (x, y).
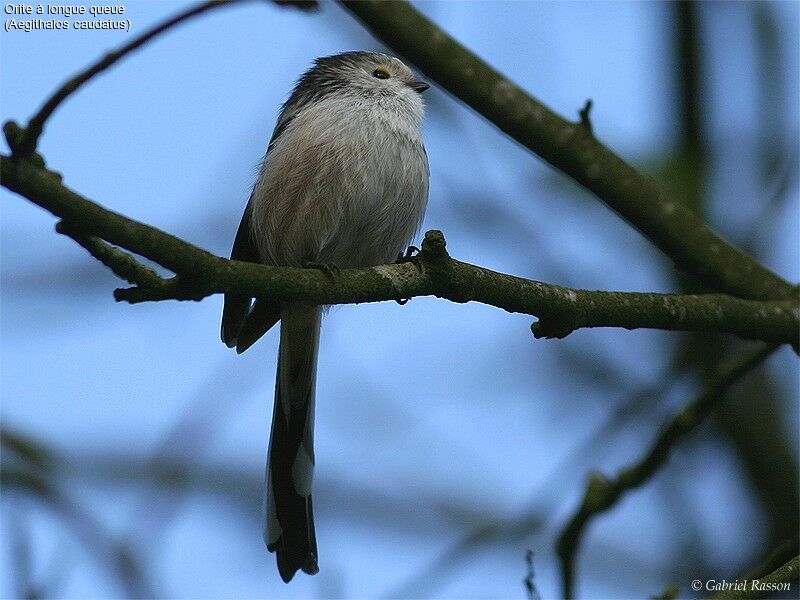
top-left (221, 52), bottom-right (429, 583)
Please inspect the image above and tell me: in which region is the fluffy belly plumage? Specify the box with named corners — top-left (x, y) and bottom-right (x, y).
top-left (249, 102), bottom-right (428, 270)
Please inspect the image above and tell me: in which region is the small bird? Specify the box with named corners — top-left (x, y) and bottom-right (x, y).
top-left (221, 52), bottom-right (429, 583)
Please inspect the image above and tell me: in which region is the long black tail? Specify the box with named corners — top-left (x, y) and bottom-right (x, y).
top-left (263, 304), bottom-right (321, 583)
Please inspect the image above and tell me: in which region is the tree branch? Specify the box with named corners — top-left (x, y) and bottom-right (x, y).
top-left (340, 0), bottom-right (794, 302)
top-left (3, 151), bottom-right (797, 345)
top-left (55, 221), bottom-right (165, 288)
top-left (556, 343), bottom-right (779, 599)
top-left (9, 1), bottom-right (240, 157)
top-left (708, 555), bottom-right (799, 600)
top-left (3, 429), bottom-right (153, 597)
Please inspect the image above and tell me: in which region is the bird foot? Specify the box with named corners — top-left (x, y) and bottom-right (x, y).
top-left (303, 260), bottom-right (340, 283)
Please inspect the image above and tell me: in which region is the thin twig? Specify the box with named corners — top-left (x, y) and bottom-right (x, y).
top-left (55, 221), bottom-right (165, 288)
top-left (13, 1), bottom-right (238, 156)
top-left (388, 354), bottom-right (690, 598)
top-left (556, 343), bottom-right (779, 599)
top-left (3, 434), bottom-right (154, 597)
top-left (578, 99), bottom-right (593, 135)
top-left (524, 549), bottom-right (543, 600)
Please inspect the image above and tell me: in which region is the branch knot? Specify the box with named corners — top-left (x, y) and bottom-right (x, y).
top-left (4, 121), bottom-right (45, 166)
top-left (420, 229), bottom-right (449, 261)
top-left (578, 99), bottom-right (593, 135)
top-left (532, 305), bottom-right (580, 339)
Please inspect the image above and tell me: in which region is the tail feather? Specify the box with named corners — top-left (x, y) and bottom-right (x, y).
top-left (236, 298), bottom-right (281, 354)
top-left (263, 304), bottom-right (321, 583)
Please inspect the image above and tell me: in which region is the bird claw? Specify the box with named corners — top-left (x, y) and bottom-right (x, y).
top-left (303, 260), bottom-right (340, 282)
top-left (396, 245), bottom-right (420, 263)
top-left (395, 245), bottom-right (423, 276)
top-left (394, 246), bottom-right (420, 305)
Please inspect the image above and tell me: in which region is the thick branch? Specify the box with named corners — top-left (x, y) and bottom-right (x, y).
top-left (340, 0), bottom-right (794, 302)
top-left (3, 153), bottom-right (797, 345)
top-left (556, 344), bottom-right (779, 599)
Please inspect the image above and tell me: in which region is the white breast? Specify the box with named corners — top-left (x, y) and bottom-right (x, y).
top-left (250, 94), bottom-right (429, 269)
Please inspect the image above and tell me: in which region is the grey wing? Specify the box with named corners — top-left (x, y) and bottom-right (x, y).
top-left (220, 198), bottom-right (280, 352)
top-left (220, 107), bottom-right (302, 351)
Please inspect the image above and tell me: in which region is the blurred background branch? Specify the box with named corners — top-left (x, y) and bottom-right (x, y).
top-left (2, 429), bottom-right (154, 598)
top-left (556, 343), bottom-right (778, 599)
top-left (708, 555), bottom-right (798, 600)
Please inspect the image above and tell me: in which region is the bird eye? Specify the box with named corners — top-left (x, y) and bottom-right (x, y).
top-left (372, 67), bottom-right (390, 79)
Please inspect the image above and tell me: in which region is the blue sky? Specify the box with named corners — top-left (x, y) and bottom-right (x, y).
top-left (1, 1), bottom-right (798, 598)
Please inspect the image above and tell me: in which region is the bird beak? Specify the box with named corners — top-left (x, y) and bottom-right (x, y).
top-left (409, 80), bottom-right (430, 93)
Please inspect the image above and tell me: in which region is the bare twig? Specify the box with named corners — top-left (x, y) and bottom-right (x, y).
top-left (578, 99), bottom-right (593, 135)
top-left (524, 549), bottom-right (543, 600)
top-left (3, 433), bottom-right (153, 597)
top-left (556, 344), bottom-right (779, 599)
top-left (11, 1), bottom-right (239, 157)
top-left (55, 221), bottom-right (165, 288)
